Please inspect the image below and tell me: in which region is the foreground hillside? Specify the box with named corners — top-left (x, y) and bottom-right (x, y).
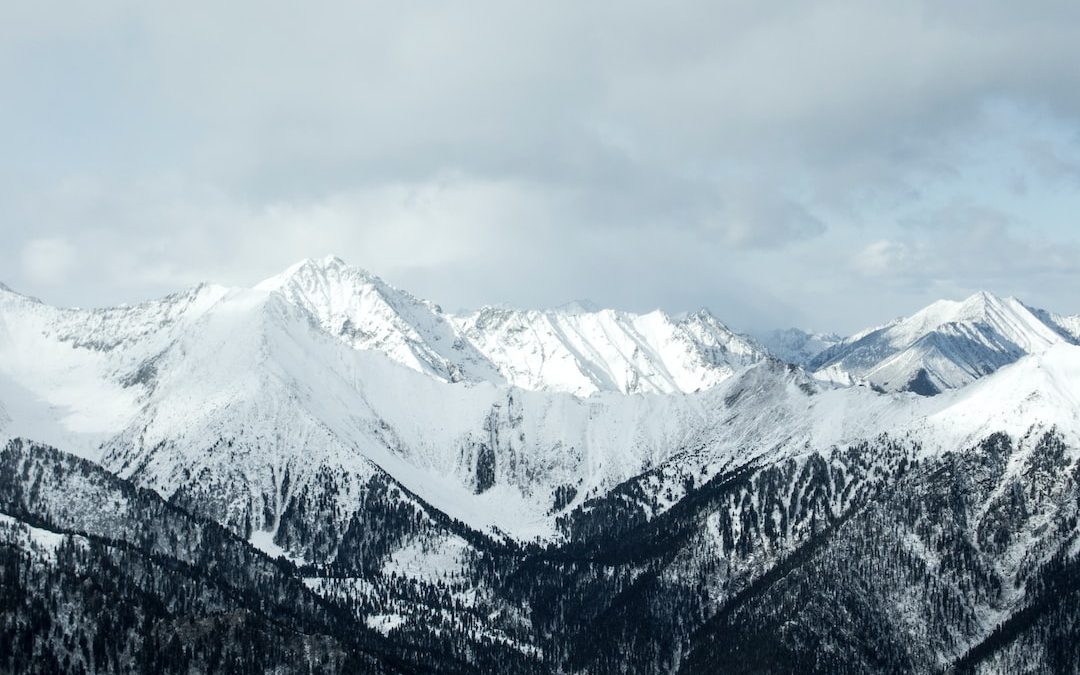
top-left (3, 428), bottom-right (1079, 673)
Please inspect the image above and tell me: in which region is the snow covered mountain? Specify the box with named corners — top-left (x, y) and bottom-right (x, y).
top-left (3, 266), bottom-right (1080, 546)
top-left (0, 272), bottom-right (738, 542)
top-left (808, 291), bottom-right (1078, 394)
top-left (754, 327), bottom-right (842, 367)
top-left (4, 262), bottom-right (1080, 673)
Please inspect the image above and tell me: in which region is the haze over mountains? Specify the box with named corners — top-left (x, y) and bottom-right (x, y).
top-left (2, 256), bottom-right (1080, 673)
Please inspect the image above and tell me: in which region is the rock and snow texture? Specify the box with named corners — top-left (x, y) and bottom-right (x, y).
top-left (1026, 304), bottom-right (1080, 343)
top-left (808, 291), bottom-right (1078, 394)
top-left (452, 306), bottom-right (768, 396)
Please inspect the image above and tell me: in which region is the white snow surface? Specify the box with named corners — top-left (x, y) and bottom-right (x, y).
top-left (3, 260), bottom-right (1080, 546)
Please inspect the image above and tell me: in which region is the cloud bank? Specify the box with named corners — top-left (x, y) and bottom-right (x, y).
top-left (2, 1), bottom-right (1080, 332)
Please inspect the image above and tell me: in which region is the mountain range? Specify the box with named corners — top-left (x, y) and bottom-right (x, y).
top-left (2, 255), bottom-right (1079, 673)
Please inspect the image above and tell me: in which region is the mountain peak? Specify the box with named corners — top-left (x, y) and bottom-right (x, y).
top-left (896, 290), bottom-right (1014, 339)
top-left (258, 255), bottom-right (376, 289)
top-left (685, 307), bottom-right (720, 323)
top-left (957, 289), bottom-right (1009, 315)
top-left (0, 281), bottom-right (42, 304)
top-left (555, 299), bottom-right (600, 315)
top-left (811, 290), bottom-right (1067, 394)
top-left (254, 256), bottom-right (503, 384)
top-left (756, 327), bottom-right (843, 367)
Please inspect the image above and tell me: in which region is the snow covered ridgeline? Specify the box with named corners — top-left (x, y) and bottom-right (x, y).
top-left (222, 255), bottom-right (1080, 397)
top-left (258, 255), bottom-right (770, 396)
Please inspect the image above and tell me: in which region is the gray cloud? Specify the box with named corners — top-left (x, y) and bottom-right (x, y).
top-left (853, 204), bottom-right (1080, 306)
top-left (2, 1), bottom-right (1080, 331)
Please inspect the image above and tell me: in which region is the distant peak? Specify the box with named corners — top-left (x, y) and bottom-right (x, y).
top-left (556, 299), bottom-right (601, 315)
top-left (766, 327), bottom-right (843, 342)
top-left (952, 290), bottom-right (1025, 321)
top-left (295, 255), bottom-right (361, 272)
top-left (961, 289), bottom-right (1005, 308)
top-left (292, 254), bottom-right (355, 274)
top-left (318, 254), bottom-right (348, 268)
top-left (256, 256), bottom-right (380, 291)
top-left (900, 290), bottom-right (1017, 334)
top-left (0, 281), bottom-right (42, 304)
top-left (684, 308), bottom-right (736, 329)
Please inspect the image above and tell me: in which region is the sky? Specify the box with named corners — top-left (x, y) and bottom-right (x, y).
top-left (3, 1), bottom-right (1080, 334)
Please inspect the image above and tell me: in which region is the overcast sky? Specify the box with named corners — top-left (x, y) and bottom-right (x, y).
top-left (3, 1), bottom-right (1080, 333)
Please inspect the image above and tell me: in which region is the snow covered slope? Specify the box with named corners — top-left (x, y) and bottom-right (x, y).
top-left (0, 281), bottom-right (228, 455)
top-left (809, 291), bottom-right (1076, 394)
top-left (256, 256), bottom-right (502, 384)
top-left (754, 327), bottom-right (842, 367)
top-left (1026, 304), bottom-right (1080, 343)
top-left (452, 306), bottom-right (767, 396)
top-left (1056, 313), bottom-right (1080, 341)
top-left (920, 340), bottom-right (1080, 450)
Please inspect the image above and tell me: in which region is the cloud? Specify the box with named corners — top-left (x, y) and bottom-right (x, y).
top-left (20, 237), bottom-right (76, 286)
top-left (852, 240), bottom-right (912, 278)
top-left (712, 189), bottom-right (826, 249)
top-left (1023, 138), bottom-right (1080, 187)
top-left (2, 1), bottom-right (1080, 329)
top-left (852, 205), bottom-right (1080, 288)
